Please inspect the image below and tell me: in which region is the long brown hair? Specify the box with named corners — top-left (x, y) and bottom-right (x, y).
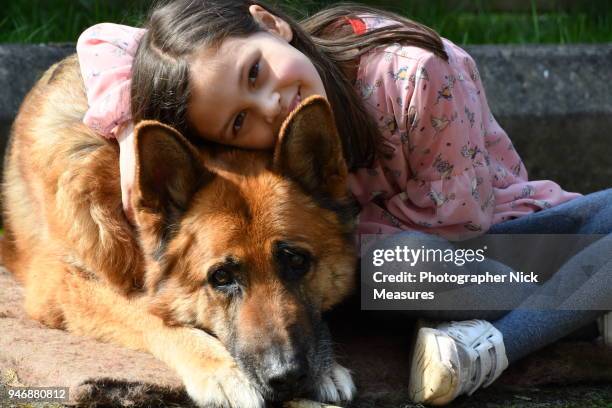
top-left (131, 0), bottom-right (447, 170)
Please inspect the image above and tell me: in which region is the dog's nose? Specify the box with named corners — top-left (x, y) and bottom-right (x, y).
top-left (267, 363), bottom-right (308, 399)
top-left (263, 349), bottom-right (308, 399)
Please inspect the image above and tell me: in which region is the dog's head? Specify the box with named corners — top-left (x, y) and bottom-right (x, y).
top-left (131, 96), bottom-right (357, 401)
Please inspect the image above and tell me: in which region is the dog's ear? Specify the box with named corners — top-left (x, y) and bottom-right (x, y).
top-left (273, 95), bottom-right (348, 201)
top-left (132, 121), bottom-right (212, 236)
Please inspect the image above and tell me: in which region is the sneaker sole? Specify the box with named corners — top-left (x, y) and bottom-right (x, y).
top-left (409, 327), bottom-right (459, 406)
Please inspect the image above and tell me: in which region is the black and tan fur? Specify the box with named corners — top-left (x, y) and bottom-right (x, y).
top-left (2, 55), bottom-right (358, 406)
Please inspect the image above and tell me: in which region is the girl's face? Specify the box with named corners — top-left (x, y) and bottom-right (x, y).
top-left (187, 5), bottom-right (326, 149)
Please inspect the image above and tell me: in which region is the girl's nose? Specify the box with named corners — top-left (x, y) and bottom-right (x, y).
top-left (260, 91), bottom-right (281, 125)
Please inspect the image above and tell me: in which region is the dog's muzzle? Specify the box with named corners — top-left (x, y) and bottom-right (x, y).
top-left (259, 343), bottom-right (309, 400)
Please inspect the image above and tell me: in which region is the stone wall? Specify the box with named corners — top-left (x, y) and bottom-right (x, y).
top-left (465, 44), bottom-right (612, 193)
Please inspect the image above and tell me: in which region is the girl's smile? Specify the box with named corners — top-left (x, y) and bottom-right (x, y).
top-left (186, 5), bottom-right (326, 149)
top-left (286, 86), bottom-right (302, 117)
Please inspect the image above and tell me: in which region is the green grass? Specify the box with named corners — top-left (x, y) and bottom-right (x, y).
top-left (404, 0), bottom-right (612, 45)
top-left (0, 0), bottom-right (611, 44)
top-left (0, 0), bottom-right (150, 43)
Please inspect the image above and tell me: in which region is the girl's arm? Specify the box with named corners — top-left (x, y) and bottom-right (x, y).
top-left (116, 123), bottom-right (136, 224)
top-left (395, 52), bottom-right (495, 237)
top-left (77, 23), bottom-right (145, 224)
top-left (352, 48), bottom-right (496, 239)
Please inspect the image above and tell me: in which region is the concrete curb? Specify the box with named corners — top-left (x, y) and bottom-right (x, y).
top-left (0, 44), bottom-right (75, 124)
top-left (0, 44), bottom-right (76, 165)
top-left (1, 43), bottom-right (611, 192)
top-left (464, 43), bottom-right (612, 193)
top-left (465, 43), bottom-right (612, 117)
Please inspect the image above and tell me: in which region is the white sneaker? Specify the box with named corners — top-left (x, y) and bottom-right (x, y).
top-left (409, 319), bottom-right (509, 406)
top-left (598, 312), bottom-right (612, 347)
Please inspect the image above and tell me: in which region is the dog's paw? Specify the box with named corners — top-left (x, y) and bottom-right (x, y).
top-left (181, 364), bottom-right (264, 408)
top-left (314, 362), bottom-right (356, 403)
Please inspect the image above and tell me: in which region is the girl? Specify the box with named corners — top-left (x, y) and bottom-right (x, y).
top-left (76, 0), bottom-right (611, 405)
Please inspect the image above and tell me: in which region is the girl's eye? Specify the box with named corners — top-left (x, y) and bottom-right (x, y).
top-left (232, 61), bottom-right (259, 135)
top-left (248, 61), bottom-right (260, 85)
top-left (233, 111), bottom-right (246, 134)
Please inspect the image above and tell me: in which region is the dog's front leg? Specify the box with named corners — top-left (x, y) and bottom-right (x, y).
top-left (151, 326), bottom-right (265, 408)
top-left (61, 271), bottom-right (264, 408)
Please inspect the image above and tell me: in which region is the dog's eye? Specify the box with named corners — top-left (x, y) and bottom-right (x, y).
top-left (210, 267), bottom-right (235, 287)
top-left (287, 251), bottom-right (307, 268)
top-left (277, 246), bottom-right (311, 280)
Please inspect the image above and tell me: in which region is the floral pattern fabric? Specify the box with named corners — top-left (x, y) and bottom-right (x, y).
top-left (76, 23), bottom-right (145, 137)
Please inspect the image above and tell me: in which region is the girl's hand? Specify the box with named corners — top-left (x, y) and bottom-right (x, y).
top-left (117, 123), bottom-right (136, 225)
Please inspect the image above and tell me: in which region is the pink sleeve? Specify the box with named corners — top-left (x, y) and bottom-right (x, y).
top-left (392, 53), bottom-right (495, 238)
top-left (76, 23), bottom-right (146, 138)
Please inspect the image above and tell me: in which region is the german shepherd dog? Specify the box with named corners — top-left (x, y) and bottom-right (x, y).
top-left (2, 55), bottom-right (358, 407)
